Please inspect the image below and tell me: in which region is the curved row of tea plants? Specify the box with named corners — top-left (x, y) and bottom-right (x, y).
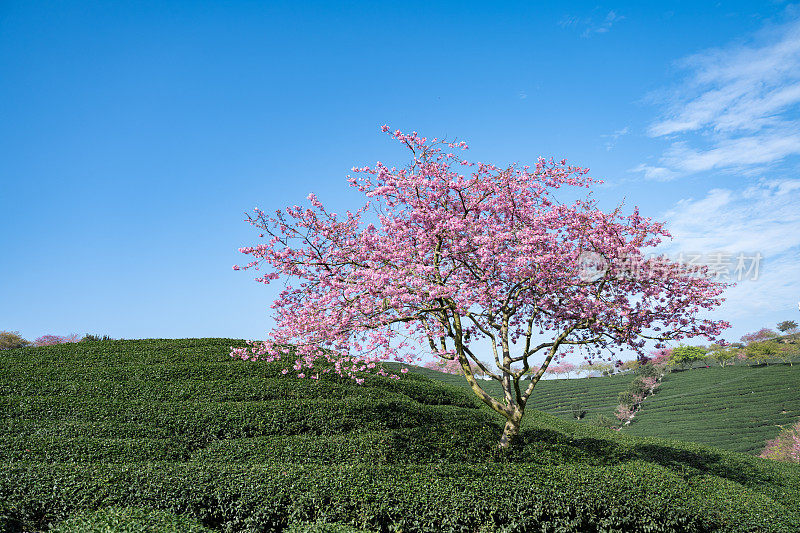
top-left (624, 365), bottom-right (800, 454)
top-left (1, 339), bottom-right (798, 532)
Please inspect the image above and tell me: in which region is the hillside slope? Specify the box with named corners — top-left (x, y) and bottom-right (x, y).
top-left (624, 365), bottom-right (800, 454)
top-left (415, 361), bottom-right (800, 455)
top-left (409, 364), bottom-right (635, 421)
top-left (1, 339), bottom-right (799, 532)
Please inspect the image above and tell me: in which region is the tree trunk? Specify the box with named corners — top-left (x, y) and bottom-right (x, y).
top-left (498, 416), bottom-right (521, 449)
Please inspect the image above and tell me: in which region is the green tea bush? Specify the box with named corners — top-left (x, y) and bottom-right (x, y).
top-left (287, 521), bottom-right (374, 532)
top-left (1, 461), bottom-right (797, 532)
top-left (2, 339), bottom-right (799, 532)
top-left (49, 506), bottom-right (213, 532)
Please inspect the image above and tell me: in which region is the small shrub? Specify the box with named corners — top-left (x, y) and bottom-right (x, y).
top-left (590, 413), bottom-right (617, 428)
top-left (570, 402), bottom-right (587, 420)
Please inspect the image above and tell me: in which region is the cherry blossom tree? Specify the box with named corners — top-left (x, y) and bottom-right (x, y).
top-left (549, 362), bottom-right (576, 379)
top-left (33, 334), bottom-right (81, 347)
top-left (232, 127), bottom-right (730, 448)
top-left (741, 328), bottom-right (779, 344)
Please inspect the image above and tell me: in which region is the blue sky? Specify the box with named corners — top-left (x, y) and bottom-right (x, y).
top-left (2, 1), bottom-right (799, 360)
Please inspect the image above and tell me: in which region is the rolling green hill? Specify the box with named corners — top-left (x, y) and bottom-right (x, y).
top-left (409, 365), bottom-right (636, 421)
top-left (1, 339), bottom-right (799, 532)
top-left (415, 361), bottom-right (800, 455)
top-left (624, 365), bottom-right (800, 454)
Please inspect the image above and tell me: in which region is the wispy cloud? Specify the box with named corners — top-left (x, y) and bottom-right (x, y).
top-left (633, 15), bottom-right (800, 180)
top-left (657, 179), bottom-right (800, 318)
top-left (560, 10), bottom-right (624, 38)
top-left (601, 126), bottom-right (629, 151)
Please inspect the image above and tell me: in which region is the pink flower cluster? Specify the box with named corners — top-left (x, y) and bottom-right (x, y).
top-left (741, 328), bottom-right (778, 344)
top-left (423, 358), bottom-right (463, 375)
top-left (232, 126), bottom-right (730, 384)
top-left (33, 334), bottom-right (81, 347)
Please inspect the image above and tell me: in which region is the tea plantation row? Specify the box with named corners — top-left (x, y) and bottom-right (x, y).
top-left (1, 339), bottom-right (799, 532)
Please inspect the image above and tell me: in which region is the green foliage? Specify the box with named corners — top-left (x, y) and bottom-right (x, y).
top-left (0, 339), bottom-right (799, 532)
top-left (629, 377), bottom-right (651, 398)
top-left (746, 341), bottom-right (785, 365)
top-left (590, 413), bottom-right (618, 429)
top-left (287, 521), bottom-right (375, 532)
top-left (777, 321), bottom-right (798, 334)
top-left (617, 391), bottom-right (639, 409)
top-left (669, 345), bottom-right (708, 369)
top-left (570, 402), bottom-right (587, 420)
top-left (624, 365), bottom-right (800, 454)
top-left (636, 362), bottom-right (663, 379)
top-left (81, 333), bottom-right (114, 342)
top-left (49, 507), bottom-right (213, 532)
top-left (0, 331), bottom-right (29, 350)
top-left (706, 344), bottom-right (739, 367)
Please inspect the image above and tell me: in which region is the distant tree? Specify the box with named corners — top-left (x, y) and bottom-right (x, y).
top-left (777, 320), bottom-right (798, 334)
top-left (550, 362), bottom-right (576, 379)
top-left (775, 344), bottom-right (797, 366)
top-left (33, 334), bottom-right (81, 347)
top-left (0, 331), bottom-right (29, 350)
top-left (578, 360), bottom-right (616, 376)
top-left (669, 345), bottom-right (707, 370)
top-left (745, 341), bottom-right (784, 365)
top-left (649, 347), bottom-right (673, 368)
top-left (424, 358), bottom-right (462, 375)
top-left (619, 359), bottom-right (641, 373)
top-left (81, 333), bottom-right (114, 342)
top-left (706, 343), bottom-right (738, 367)
top-left (741, 328), bottom-right (779, 344)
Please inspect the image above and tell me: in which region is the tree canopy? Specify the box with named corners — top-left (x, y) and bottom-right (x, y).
top-left (233, 127), bottom-right (730, 446)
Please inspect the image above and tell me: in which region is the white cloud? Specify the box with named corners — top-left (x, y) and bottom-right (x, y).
top-left (634, 16), bottom-right (800, 179)
top-left (657, 179), bottom-right (800, 318)
top-left (628, 163), bottom-right (677, 181)
top-left (662, 131), bottom-right (800, 174)
top-left (601, 126), bottom-right (629, 151)
top-left (560, 10), bottom-right (624, 38)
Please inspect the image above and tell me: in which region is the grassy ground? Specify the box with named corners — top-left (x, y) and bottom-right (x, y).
top-left (1, 339), bottom-right (799, 532)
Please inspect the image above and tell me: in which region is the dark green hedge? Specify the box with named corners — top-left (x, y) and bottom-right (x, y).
top-left (189, 425), bottom-right (501, 465)
top-left (0, 436), bottom-right (187, 463)
top-left (0, 461), bottom-right (796, 533)
top-left (0, 395), bottom-right (496, 448)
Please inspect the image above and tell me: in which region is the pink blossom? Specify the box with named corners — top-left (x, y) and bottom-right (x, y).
top-left (33, 334), bottom-right (81, 347)
top-left (231, 126), bottom-right (730, 446)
